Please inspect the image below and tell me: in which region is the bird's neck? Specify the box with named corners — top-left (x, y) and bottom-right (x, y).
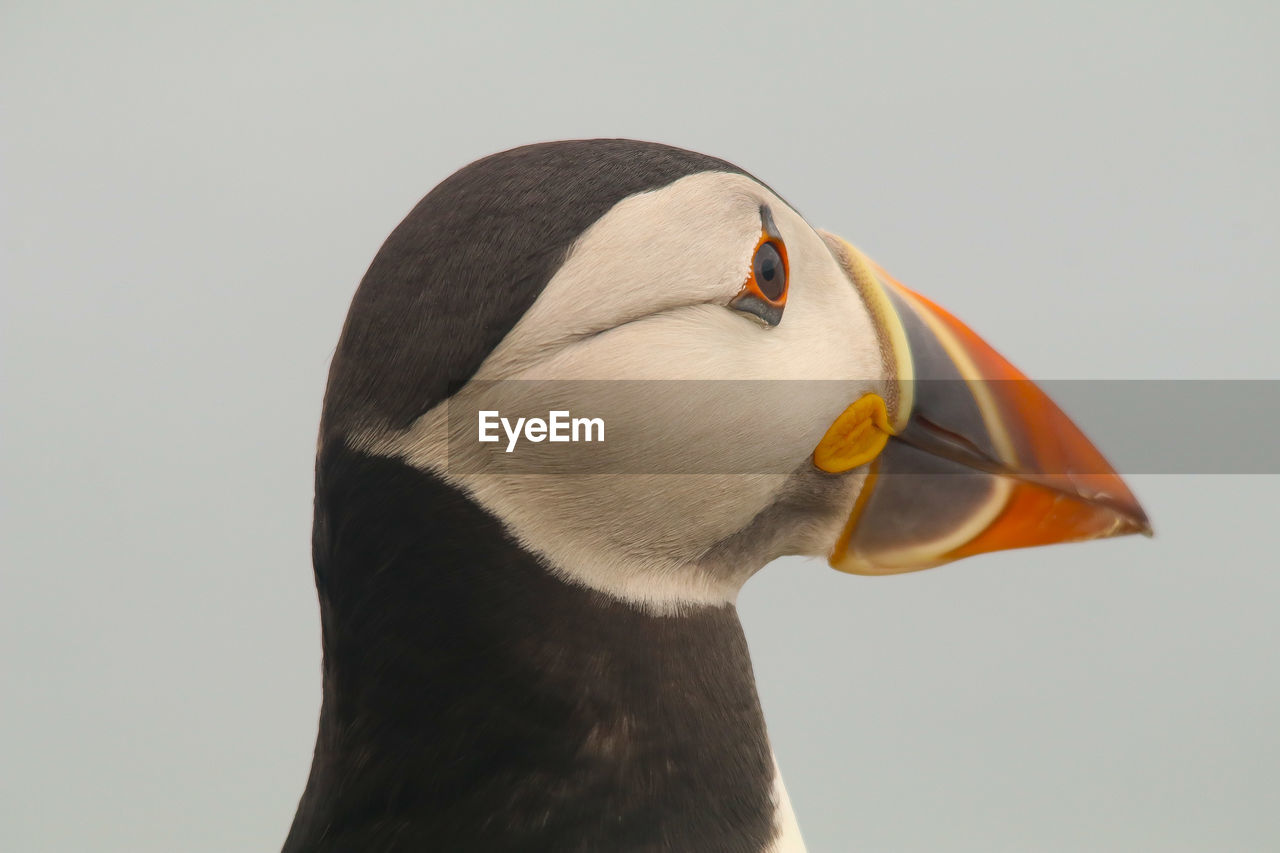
top-left (284, 442), bottom-right (781, 852)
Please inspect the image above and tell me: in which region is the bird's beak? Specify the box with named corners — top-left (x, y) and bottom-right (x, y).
top-left (814, 233), bottom-right (1151, 575)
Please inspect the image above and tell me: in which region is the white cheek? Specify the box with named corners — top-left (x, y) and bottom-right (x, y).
top-left (511, 307), bottom-right (866, 476)
top-left (478, 172), bottom-right (764, 379)
top-left (362, 172), bottom-right (891, 613)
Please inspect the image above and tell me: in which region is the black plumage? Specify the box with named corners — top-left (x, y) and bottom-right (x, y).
top-left (286, 141), bottom-right (777, 851)
top-left (285, 444), bottom-right (775, 851)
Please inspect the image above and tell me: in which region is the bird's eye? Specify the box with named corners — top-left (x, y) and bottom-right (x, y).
top-left (753, 242), bottom-right (786, 301)
top-left (731, 233), bottom-right (790, 327)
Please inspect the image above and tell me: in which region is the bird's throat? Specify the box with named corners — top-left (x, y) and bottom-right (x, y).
top-left (284, 442), bottom-right (780, 851)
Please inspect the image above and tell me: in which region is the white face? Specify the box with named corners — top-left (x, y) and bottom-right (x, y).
top-left (363, 172), bottom-right (893, 613)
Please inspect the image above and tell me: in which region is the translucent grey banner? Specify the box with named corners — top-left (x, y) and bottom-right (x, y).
top-left (437, 380), bottom-right (1280, 475)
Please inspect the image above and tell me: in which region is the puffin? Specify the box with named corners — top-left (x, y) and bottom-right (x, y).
top-left (283, 139), bottom-right (1149, 852)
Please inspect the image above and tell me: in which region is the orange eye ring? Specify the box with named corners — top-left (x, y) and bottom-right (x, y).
top-left (732, 212), bottom-right (790, 327)
top-left (745, 232), bottom-right (789, 307)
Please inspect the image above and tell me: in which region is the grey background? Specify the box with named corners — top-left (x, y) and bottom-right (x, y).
top-left (3, 2), bottom-right (1277, 850)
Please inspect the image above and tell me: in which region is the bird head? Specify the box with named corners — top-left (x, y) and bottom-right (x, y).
top-left (324, 139), bottom-right (1149, 614)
